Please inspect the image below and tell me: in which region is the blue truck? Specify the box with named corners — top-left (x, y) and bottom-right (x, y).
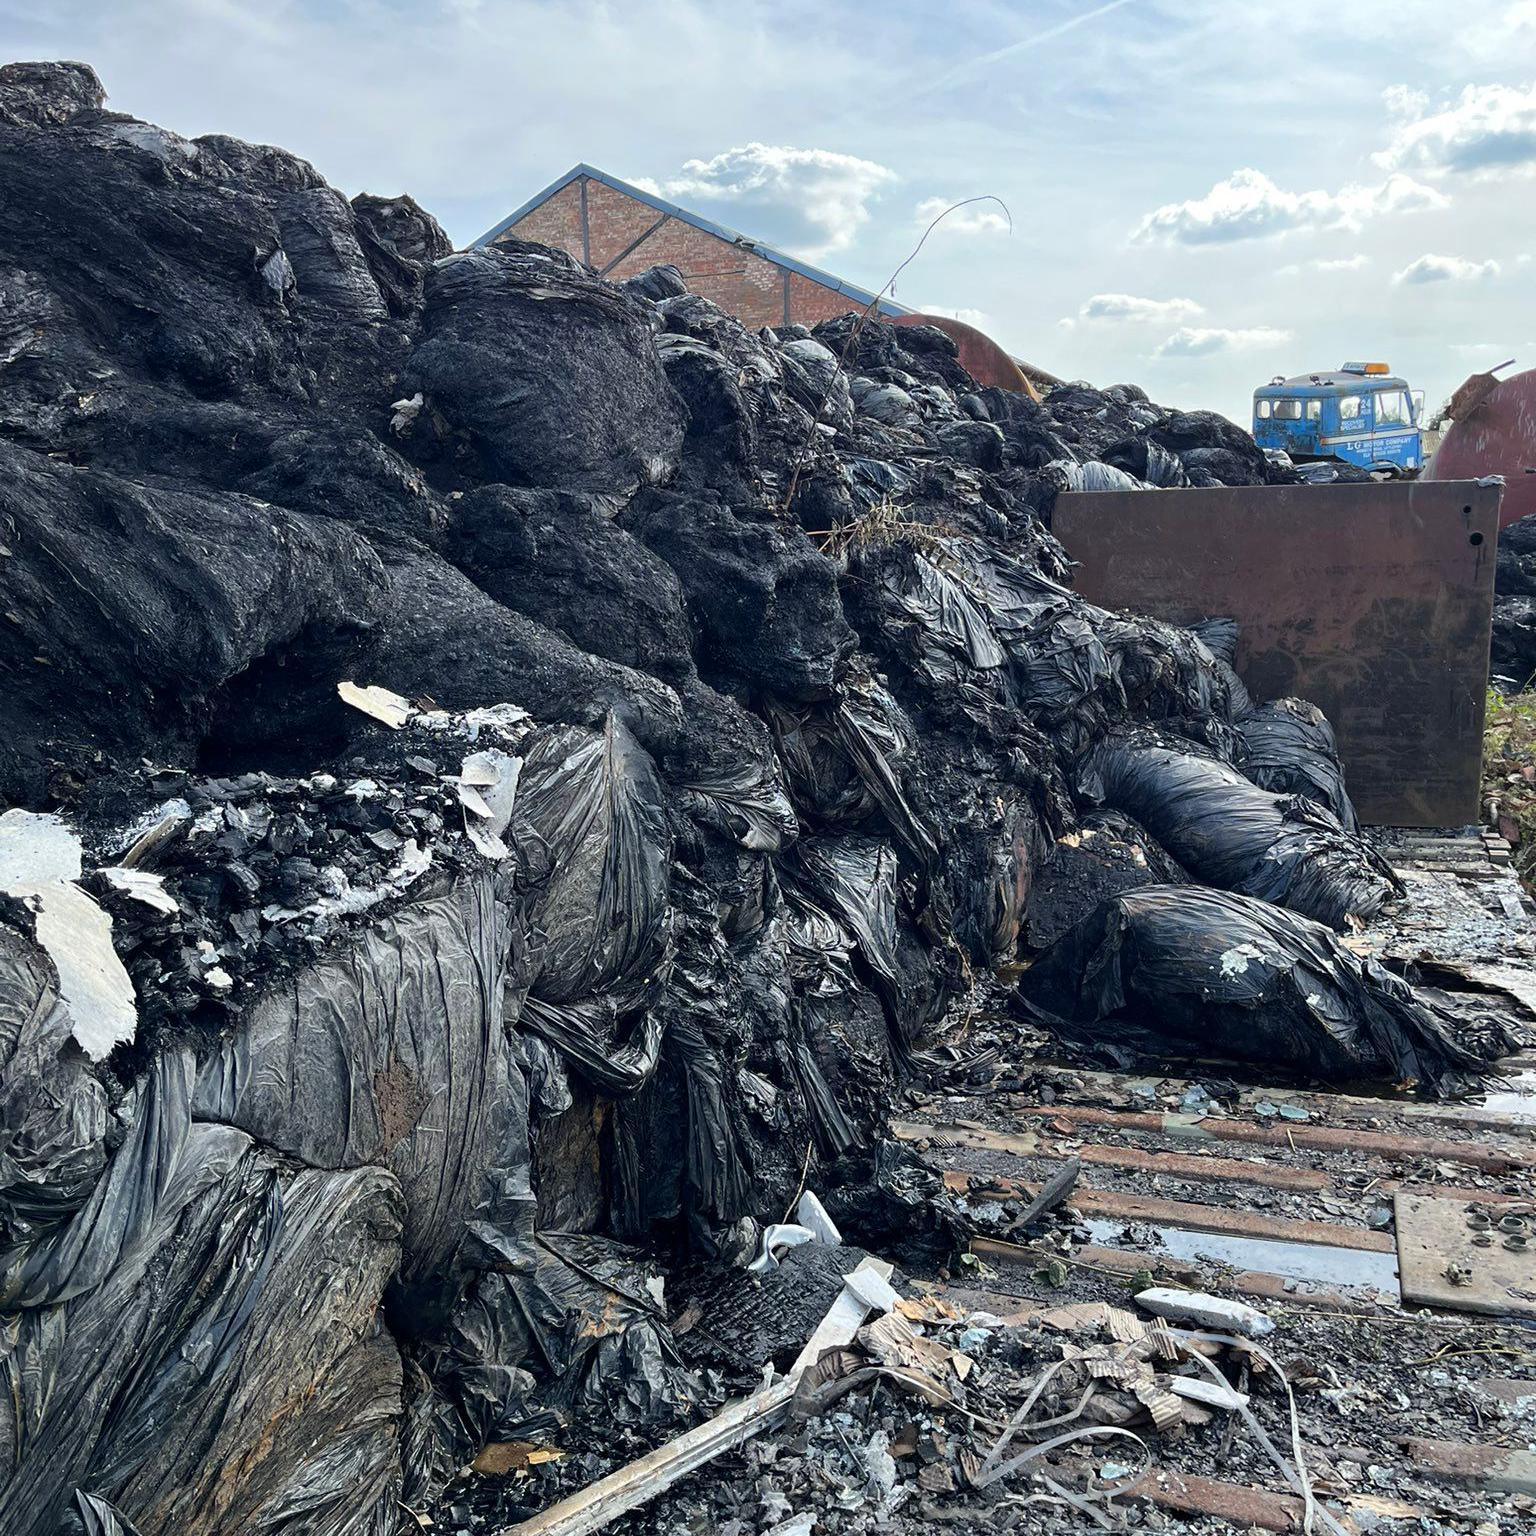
top-left (1252, 362), bottom-right (1425, 473)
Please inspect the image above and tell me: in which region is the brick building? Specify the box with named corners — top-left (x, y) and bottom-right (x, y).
top-left (472, 163), bottom-right (908, 330)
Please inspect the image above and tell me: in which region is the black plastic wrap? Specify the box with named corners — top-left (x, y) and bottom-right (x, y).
top-left (1082, 737), bottom-right (1398, 929)
top-left (1236, 697), bottom-right (1360, 833)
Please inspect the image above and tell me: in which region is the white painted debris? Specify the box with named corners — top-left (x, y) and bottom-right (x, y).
top-left (337, 680), bottom-right (413, 729)
top-left (843, 1264), bottom-right (902, 1316)
top-left (25, 881), bottom-right (138, 1060)
top-left (1134, 1286), bottom-right (1275, 1338)
top-left (1, 810), bottom-right (138, 1061)
top-left (100, 866), bottom-right (178, 914)
top-left (458, 747), bottom-right (522, 860)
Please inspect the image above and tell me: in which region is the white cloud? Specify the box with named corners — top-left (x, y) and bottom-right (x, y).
top-left (920, 305), bottom-right (994, 329)
top-left (639, 144), bottom-right (896, 259)
top-left (1079, 292), bottom-right (1204, 323)
top-left (1375, 82), bottom-right (1536, 179)
top-left (1133, 166), bottom-right (1446, 245)
top-left (1392, 253), bottom-right (1501, 284)
top-left (914, 196), bottom-right (1010, 236)
top-left (1276, 254), bottom-right (1370, 275)
top-left (1383, 84), bottom-right (1429, 120)
top-left (1154, 325), bottom-right (1292, 358)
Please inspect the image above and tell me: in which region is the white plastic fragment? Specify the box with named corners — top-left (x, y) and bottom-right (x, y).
top-left (795, 1189), bottom-right (842, 1246)
top-left (1169, 1376), bottom-right (1251, 1410)
top-left (337, 679), bottom-right (413, 729)
top-left (1134, 1286), bottom-right (1275, 1338)
top-left (747, 1222), bottom-right (817, 1274)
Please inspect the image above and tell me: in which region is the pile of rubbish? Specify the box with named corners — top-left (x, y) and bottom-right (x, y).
top-left (0, 62), bottom-right (1512, 1536)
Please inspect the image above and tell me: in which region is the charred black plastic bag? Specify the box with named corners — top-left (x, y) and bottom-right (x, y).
top-left (1024, 809), bottom-right (1189, 952)
top-left (512, 714), bottom-right (671, 1001)
top-left (1017, 885), bottom-right (1508, 1096)
top-left (1237, 697), bottom-right (1360, 833)
top-left (785, 834), bottom-right (926, 1046)
top-left (1082, 736), bottom-right (1398, 929)
top-left (767, 668), bottom-right (938, 867)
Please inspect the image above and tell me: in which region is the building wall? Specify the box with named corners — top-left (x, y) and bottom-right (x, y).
top-left (492, 174), bottom-right (871, 331)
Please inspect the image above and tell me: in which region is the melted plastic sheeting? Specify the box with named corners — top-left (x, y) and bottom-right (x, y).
top-left (786, 835), bottom-right (925, 1045)
top-left (512, 714), bottom-right (670, 1002)
top-left (675, 758), bottom-right (798, 853)
top-left (192, 876), bottom-right (526, 1327)
top-left (0, 927), bottom-right (110, 1234)
top-left (69, 1492), bottom-right (144, 1536)
top-left (0, 1078), bottom-right (405, 1535)
top-left (768, 672), bottom-right (938, 866)
top-left (1018, 885), bottom-right (1510, 1096)
top-left (1082, 737), bottom-right (1397, 929)
top-left (522, 993), bottom-right (665, 1097)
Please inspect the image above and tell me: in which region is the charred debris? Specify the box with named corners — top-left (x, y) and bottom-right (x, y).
top-left (0, 61), bottom-right (1525, 1536)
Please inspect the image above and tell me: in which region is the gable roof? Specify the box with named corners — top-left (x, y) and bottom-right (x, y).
top-left (472, 163), bottom-right (909, 319)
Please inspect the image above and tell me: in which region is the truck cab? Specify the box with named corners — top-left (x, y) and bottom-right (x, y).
top-left (1252, 362), bottom-right (1424, 472)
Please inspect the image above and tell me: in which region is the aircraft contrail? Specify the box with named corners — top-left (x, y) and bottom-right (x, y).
top-left (917, 0), bottom-right (1141, 99)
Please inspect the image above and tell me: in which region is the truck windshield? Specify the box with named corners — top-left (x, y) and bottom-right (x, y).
top-left (1375, 388), bottom-right (1410, 426)
top-left (1272, 399), bottom-right (1302, 420)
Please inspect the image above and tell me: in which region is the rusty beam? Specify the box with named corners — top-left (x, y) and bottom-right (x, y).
top-left (895, 1118), bottom-right (1332, 1192)
top-left (896, 1118), bottom-right (1521, 1206)
top-left (1401, 1438), bottom-right (1536, 1496)
top-left (992, 1104), bottom-right (1533, 1174)
top-left (942, 1168), bottom-right (1397, 1252)
top-left (1045, 1069), bottom-right (1536, 1140)
top-left (1124, 1468), bottom-right (1304, 1532)
top-left (969, 1237), bottom-right (1383, 1317)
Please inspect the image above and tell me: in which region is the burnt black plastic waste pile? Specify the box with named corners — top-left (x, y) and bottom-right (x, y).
top-left (0, 63), bottom-right (1512, 1536)
top-left (1493, 513), bottom-right (1536, 683)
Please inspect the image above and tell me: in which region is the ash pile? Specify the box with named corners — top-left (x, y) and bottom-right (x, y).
top-left (0, 62), bottom-right (1512, 1536)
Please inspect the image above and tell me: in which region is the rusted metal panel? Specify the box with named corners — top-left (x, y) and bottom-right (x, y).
top-left (891, 312), bottom-right (1045, 400)
top-left (1428, 366), bottom-right (1536, 529)
top-left (1395, 1192), bottom-right (1536, 1319)
top-left (1054, 479), bottom-right (1502, 826)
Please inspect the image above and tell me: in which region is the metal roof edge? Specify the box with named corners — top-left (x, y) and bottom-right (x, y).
top-left (472, 163), bottom-right (908, 317)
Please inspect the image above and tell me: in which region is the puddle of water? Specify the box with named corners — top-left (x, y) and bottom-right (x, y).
top-left (1479, 1069), bottom-right (1536, 1122)
top-left (1083, 1219), bottom-right (1401, 1300)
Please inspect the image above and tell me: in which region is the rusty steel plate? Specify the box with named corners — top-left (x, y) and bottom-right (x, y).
top-left (1427, 366), bottom-right (1536, 529)
top-left (1054, 479), bottom-right (1502, 827)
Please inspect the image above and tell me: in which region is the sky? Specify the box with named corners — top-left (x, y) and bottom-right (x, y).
top-left (5, 0), bottom-right (1536, 424)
